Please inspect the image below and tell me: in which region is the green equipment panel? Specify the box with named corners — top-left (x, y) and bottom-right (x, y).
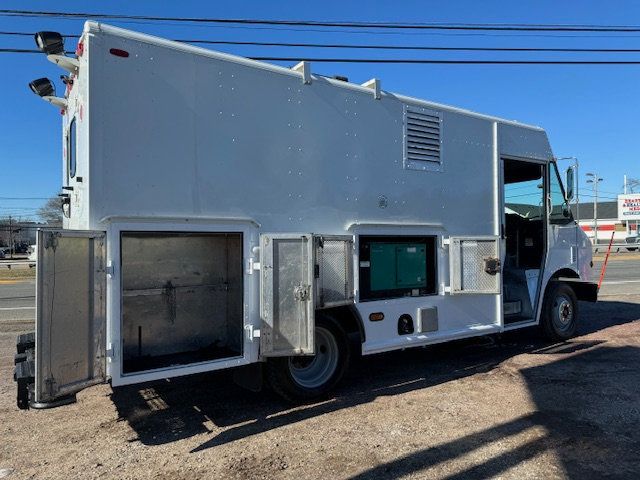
top-left (370, 242), bottom-right (427, 291)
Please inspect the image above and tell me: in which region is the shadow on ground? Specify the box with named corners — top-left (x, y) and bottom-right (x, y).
top-left (111, 300), bottom-right (640, 477)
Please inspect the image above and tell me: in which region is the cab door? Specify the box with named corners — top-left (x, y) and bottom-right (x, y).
top-left (33, 229), bottom-right (106, 407)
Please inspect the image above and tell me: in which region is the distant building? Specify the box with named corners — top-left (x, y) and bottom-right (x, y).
top-left (570, 201), bottom-right (637, 244)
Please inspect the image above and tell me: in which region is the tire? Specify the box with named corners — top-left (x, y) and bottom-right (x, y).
top-left (266, 316), bottom-right (350, 402)
top-left (540, 282), bottom-right (579, 341)
top-left (627, 247), bottom-right (638, 252)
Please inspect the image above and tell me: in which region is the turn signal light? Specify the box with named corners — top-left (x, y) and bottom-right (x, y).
top-left (369, 312), bottom-right (384, 322)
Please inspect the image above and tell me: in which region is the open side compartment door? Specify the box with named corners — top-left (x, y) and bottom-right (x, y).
top-left (260, 233), bottom-right (315, 357)
top-left (34, 229), bottom-right (106, 408)
top-left (448, 236), bottom-right (501, 295)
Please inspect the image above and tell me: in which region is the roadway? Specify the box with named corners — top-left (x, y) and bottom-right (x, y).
top-left (0, 256), bottom-right (638, 332)
top-left (0, 278), bottom-right (35, 333)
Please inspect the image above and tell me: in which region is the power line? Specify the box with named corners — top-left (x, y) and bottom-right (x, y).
top-left (0, 197), bottom-right (50, 200)
top-left (6, 47), bottom-right (640, 64)
top-left (5, 31), bottom-right (640, 53)
top-left (7, 48), bottom-right (640, 64)
top-left (3, 10), bottom-right (640, 32)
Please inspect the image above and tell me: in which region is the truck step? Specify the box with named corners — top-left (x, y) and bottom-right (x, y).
top-left (503, 300), bottom-right (522, 315)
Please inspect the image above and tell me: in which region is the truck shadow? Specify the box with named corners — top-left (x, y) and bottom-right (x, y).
top-left (347, 343), bottom-right (640, 479)
top-left (111, 299), bottom-right (640, 471)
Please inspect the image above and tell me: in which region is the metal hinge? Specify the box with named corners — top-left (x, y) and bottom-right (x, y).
top-left (247, 257), bottom-right (260, 275)
top-left (245, 325), bottom-right (261, 341)
top-left (106, 343), bottom-right (115, 360)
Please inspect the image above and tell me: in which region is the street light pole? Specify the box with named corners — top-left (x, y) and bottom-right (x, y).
top-left (586, 172), bottom-right (603, 245)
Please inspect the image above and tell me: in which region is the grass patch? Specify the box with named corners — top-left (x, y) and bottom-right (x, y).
top-left (0, 267), bottom-right (36, 280)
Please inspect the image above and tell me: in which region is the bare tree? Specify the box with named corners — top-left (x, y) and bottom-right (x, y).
top-left (626, 178), bottom-right (640, 194)
top-left (38, 197), bottom-right (63, 226)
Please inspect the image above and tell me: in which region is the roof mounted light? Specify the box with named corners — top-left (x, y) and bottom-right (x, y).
top-left (28, 77), bottom-right (67, 109)
top-left (34, 31), bottom-right (65, 55)
top-left (34, 31), bottom-right (79, 73)
top-left (29, 77), bottom-right (54, 97)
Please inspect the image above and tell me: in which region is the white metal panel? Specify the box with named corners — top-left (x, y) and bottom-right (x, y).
top-left (35, 229), bottom-right (106, 404)
top-left (499, 123), bottom-right (553, 162)
top-left (260, 234), bottom-right (315, 356)
top-left (85, 26), bottom-right (509, 236)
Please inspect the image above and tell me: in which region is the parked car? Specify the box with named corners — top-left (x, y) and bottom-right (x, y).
top-left (0, 249), bottom-right (5, 259)
top-left (625, 235), bottom-right (640, 251)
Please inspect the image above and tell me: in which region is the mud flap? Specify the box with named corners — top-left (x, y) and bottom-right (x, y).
top-left (14, 332), bottom-right (35, 410)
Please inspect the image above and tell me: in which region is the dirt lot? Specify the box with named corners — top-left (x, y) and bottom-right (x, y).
top-left (1, 296), bottom-right (640, 479)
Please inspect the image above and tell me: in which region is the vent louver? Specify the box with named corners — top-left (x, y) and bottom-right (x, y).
top-left (403, 105), bottom-right (443, 172)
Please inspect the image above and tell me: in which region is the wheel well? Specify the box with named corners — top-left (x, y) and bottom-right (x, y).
top-left (547, 268), bottom-right (598, 302)
top-left (550, 268), bottom-right (579, 280)
top-left (317, 305), bottom-right (365, 343)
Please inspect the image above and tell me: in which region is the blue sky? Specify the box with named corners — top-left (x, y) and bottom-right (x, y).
top-left (1, 0), bottom-right (639, 220)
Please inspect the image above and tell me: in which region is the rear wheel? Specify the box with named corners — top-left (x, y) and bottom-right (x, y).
top-left (266, 317), bottom-right (350, 402)
top-left (541, 282), bottom-right (578, 341)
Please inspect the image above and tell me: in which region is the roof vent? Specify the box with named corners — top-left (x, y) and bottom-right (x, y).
top-left (333, 75), bottom-right (349, 82)
top-left (403, 105), bottom-right (443, 172)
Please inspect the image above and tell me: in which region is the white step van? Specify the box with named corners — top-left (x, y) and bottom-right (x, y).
top-left (15, 22), bottom-right (597, 408)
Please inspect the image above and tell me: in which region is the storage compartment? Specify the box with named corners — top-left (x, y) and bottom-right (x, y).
top-left (121, 232), bottom-right (243, 374)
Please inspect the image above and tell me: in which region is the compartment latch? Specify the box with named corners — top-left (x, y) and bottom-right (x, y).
top-left (294, 284), bottom-right (311, 302)
top-left (484, 257), bottom-right (501, 275)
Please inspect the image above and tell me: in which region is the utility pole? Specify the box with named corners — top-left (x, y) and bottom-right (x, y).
top-left (586, 173), bottom-right (603, 245)
top-left (8, 215), bottom-right (13, 259)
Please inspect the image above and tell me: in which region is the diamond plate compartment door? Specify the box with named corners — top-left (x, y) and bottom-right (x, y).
top-left (260, 234), bottom-right (315, 356)
top-left (449, 236), bottom-right (501, 295)
top-left (35, 229), bottom-right (107, 405)
top-left (315, 235), bottom-right (354, 309)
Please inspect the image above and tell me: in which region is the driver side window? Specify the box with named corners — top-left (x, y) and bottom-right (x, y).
top-left (549, 164), bottom-right (573, 224)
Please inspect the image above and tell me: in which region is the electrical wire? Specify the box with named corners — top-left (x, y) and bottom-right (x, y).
top-left (3, 10), bottom-right (640, 32)
top-left (5, 31), bottom-right (640, 53)
top-left (0, 197), bottom-right (50, 200)
top-left (6, 48), bottom-right (640, 64)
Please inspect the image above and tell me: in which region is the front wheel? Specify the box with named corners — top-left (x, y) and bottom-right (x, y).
top-left (266, 317), bottom-right (350, 402)
top-left (540, 282), bottom-right (579, 341)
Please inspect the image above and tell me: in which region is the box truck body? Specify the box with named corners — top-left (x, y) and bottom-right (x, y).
top-left (16, 22), bottom-right (597, 408)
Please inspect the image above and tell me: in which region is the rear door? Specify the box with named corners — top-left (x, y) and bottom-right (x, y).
top-left (260, 234), bottom-right (315, 356)
top-left (34, 229), bottom-right (106, 406)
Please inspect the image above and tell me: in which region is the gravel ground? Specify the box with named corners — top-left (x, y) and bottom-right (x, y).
top-left (1, 296), bottom-right (640, 479)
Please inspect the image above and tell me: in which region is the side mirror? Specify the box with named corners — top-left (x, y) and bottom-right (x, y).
top-left (565, 167), bottom-right (575, 201)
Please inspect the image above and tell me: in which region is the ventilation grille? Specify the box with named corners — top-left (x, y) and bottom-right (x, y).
top-left (403, 105), bottom-right (442, 172)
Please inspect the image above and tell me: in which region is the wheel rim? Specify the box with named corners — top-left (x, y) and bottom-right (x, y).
top-left (288, 326), bottom-right (339, 389)
top-left (552, 293), bottom-right (574, 333)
